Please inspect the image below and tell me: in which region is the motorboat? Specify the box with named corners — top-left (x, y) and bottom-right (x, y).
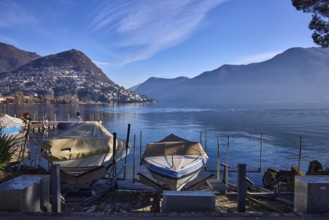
top-left (0, 113), bottom-right (30, 163)
top-left (41, 121), bottom-right (129, 184)
top-left (141, 134), bottom-right (208, 191)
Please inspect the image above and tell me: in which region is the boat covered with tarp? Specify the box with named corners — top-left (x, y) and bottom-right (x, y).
top-left (0, 113), bottom-right (30, 163)
top-left (141, 133), bottom-right (208, 190)
top-left (0, 113), bottom-right (22, 135)
top-left (41, 121), bottom-right (128, 181)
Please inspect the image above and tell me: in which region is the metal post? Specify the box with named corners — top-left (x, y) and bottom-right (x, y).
top-left (225, 136), bottom-right (230, 187)
top-left (54, 113), bottom-right (57, 121)
top-left (237, 163), bottom-right (246, 212)
top-left (259, 132), bottom-right (263, 172)
top-left (67, 113), bottom-right (70, 121)
top-left (133, 134), bottom-right (136, 183)
top-left (140, 131), bottom-right (142, 165)
top-left (297, 136), bottom-right (302, 173)
top-left (205, 130), bottom-right (208, 153)
top-left (204, 130), bottom-right (208, 171)
top-left (123, 124), bottom-right (131, 179)
top-left (113, 133), bottom-right (117, 177)
top-left (50, 164), bottom-right (61, 213)
top-left (217, 136), bottom-right (220, 180)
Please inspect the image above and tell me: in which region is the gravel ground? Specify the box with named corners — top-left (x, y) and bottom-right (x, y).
top-left (62, 189), bottom-right (298, 217)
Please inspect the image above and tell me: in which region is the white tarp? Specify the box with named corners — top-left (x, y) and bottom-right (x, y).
top-left (0, 114), bottom-right (22, 127)
top-left (0, 114), bottom-right (22, 135)
top-left (42, 121), bottom-right (124, 161)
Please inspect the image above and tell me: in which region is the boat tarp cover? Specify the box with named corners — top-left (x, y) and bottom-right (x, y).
top-left (0, 114), bottom-right (22, 127)
top-left (42, 121), bottom-right (123, 161)
top-left (142, 134), bottom-right (208, 160)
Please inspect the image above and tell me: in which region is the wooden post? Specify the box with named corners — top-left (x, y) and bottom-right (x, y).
top-left (237, 163), bottom-right (246, 212)
top-left (259, 132), bottom-right (263, 172)
top-left (297, 136), bottom-right (302, 173)
top-left (50, 164), bottom-right (61, 213)
top-left (123, 124), bottom-right (131, 180)
top-left (217, 136), bottom-right (220, 180)
top-left (133, 134), bottom-right (136, 183)
top-left (19, 118), bottom-right (31, 167)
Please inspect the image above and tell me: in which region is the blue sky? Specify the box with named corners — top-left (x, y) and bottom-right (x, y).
top-left (0, 0), bottom-right (315, 88)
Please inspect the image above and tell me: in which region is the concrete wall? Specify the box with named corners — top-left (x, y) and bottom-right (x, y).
top-left (0, 175), bottom-right (50, 212)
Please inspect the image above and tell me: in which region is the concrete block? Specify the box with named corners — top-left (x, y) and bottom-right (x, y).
top-left (0, 175), bottom-right (50, 212)
top-left (294, 176), bottom-right (329, 214)
top-left (162, 190), bottom-right (215, 212)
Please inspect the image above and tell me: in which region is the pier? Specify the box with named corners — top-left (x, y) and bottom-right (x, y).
top-left (30, 120), bottom-right (58, 133)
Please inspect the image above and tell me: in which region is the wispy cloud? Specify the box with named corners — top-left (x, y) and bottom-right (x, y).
top-left (0, 35), bottom-right (18, 45)
top-left (90, 0), bottom-right (226, 66)
top-left (93, 60), bottom-right (114, 68)
top-left (232, 51), bottom-right (282, 65)
top-left (0, 1), bottom-right (37, 28)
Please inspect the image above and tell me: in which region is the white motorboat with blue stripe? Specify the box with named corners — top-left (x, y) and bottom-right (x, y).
top-left (141, 134), bottom-right (208, 190)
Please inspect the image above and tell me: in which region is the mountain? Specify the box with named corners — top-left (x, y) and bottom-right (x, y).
top-left (0, 42), bottom-right (41, 73)
top-left (0, 48), bottom-right (154, 104)
top-left (133, 47), bottom-right (329, 105)
top-left (129, 76), bottom-right (189, 99)
top-left (16, 49), bottom-right (112, 83)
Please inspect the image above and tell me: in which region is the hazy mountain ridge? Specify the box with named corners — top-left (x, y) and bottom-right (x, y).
top-left (133, 47), bottom-right (329, 105)
top-left (130, 76), bottom-right (189, 99)
top-left (0, 42), bottom-right (41, 73)
top-left (0, 43), bottom-right (153, 104)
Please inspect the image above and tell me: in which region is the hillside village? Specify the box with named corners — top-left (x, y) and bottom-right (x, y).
top-left (0, 43), bottom-right (155, 104)
top-left (0, 66), bottom-right (152, 104)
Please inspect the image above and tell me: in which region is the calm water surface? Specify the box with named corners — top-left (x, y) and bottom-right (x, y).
top-left (1, 103), bottom-right (329, 185)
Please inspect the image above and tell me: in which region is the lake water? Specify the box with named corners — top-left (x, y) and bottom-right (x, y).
top-left (1, 103), bottom-right (329, 186)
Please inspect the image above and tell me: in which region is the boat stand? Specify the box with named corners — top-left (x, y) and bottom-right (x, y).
top-left (62, 130), bottom-right (131, 205)
top-left (138, 172), bottom-right (221, 192)
top-left (137, 173), bottom-right (170, 191)
top-left (183, 174), bottom-right (215, 191)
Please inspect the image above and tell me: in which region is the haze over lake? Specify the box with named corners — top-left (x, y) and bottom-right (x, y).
top-left (2, 102), bottom-right (329, 185)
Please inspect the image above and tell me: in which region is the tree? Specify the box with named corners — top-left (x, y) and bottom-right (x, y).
top-left (292, 0), bottom-right (329, 47)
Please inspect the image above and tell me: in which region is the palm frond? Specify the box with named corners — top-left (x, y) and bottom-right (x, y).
top-left (0, 132), bottom-right (18, 171)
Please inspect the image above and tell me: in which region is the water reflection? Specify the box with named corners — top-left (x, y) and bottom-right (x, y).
top-left (1, 103), bottom-right (329, 186)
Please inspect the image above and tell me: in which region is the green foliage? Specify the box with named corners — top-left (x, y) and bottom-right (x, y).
top-left (292, 0), bottom-right (329, 47)
top-left (0, 130), bottom-right (17, 171)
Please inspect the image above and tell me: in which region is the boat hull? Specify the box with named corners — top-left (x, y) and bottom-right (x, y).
top-left (142, 155), bottom-right (207, 190)
top-left (52, 144), bottom-right (129, 175)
